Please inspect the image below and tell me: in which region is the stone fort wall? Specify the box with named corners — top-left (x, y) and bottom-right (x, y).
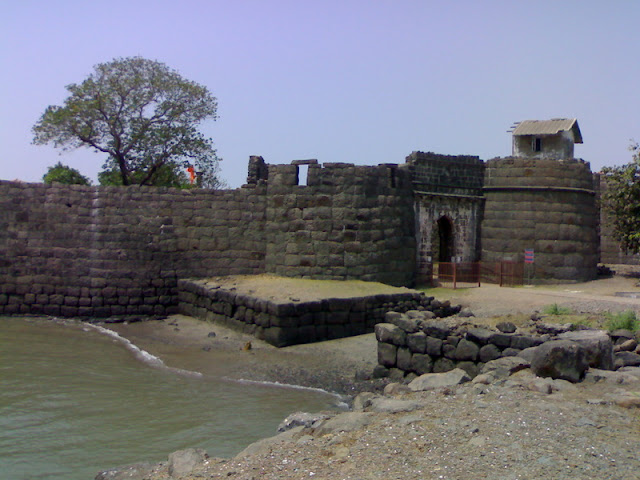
top-left (264, 160), bottom-right (415, 285)
top-left (0, 181), bottom-right (266, 317)
top-left (0, 162), bottom-right (416, 317)
top-left (0, 152), bottom-right (631, 319)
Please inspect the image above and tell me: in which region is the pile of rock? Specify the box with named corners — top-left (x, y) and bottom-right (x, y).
top-left (375, 310), bottom-right (640, 383)
top-left (611, 329), bottom-right (640, 367)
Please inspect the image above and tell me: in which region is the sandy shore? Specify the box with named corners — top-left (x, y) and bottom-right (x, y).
top-left (105, 314), bottom-right (383, 397)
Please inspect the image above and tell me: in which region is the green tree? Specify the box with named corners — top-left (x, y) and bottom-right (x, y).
top-left (42, 162), bottom-right (91, 185)
top-left (32, 57), bottom-right (222, 187)
top-left (601, 142), bottom-right (640, 254)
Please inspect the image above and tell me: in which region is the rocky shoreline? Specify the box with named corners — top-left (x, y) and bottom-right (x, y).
top-left (96, 274), bottom-right (640, 480)
top-left (97, 362), bottom-right (640, 480)
top-left (97, 324), bottom-right (640, 480)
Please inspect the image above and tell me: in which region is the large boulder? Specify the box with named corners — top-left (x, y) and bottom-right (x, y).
top-left (168, 448), bottom-right (209, 478)
top-left (481, 356), bottom-right (531, 379)
top-left (530, 340), bottom-right (589, 383)
top-left (558, 330), bottom-right (614, 370)
top-left (277, 412), bottom-right (330, 432)
top-left (614, 351), bottom-right (640, 369)
top-left (408, 368), bottom-right (470, 391)
top-left (366, 396), bottom-right (423, 413)
top-left (313, 412), bottom-right (374, 436)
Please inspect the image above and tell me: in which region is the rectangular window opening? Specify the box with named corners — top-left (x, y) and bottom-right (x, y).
top-left (297, 164), bottom-right (309, 186)
top-left (533, 138), bottom-right (542, 152)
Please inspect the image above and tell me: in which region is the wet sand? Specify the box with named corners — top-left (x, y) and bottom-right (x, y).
top-left (105, 269), bottom-right (639, 396)
top-left (105, 315), bottom-right (381, 396)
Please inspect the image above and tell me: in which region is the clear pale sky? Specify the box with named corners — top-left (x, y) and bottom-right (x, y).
top-left (1, 1), bottom-right (638, 188)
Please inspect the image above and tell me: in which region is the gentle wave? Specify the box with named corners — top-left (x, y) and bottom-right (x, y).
top-left (85, 321), bottom-right (344, 405)
top-left (230, 377), bottom-right (347, 407)
top-left (84, 323), bottom-right (203, 378)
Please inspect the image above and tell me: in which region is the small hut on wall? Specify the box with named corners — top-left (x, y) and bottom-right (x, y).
top-left (511, 118), bottom-right (583, 159)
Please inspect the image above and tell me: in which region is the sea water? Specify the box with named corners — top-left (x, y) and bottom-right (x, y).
top-left (0, 317), bottom-right (338, 480)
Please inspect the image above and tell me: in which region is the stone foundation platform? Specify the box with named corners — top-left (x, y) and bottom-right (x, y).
top-left (178, 277), bottom-right (459, 347)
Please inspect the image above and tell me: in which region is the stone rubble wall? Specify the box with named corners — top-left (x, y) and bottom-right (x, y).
top-left (376, 311), bottom-right (640, 380)
top-left (178, 279), bottom-right (461, 347)
top-left (376, 311), bottom-right (549, 379)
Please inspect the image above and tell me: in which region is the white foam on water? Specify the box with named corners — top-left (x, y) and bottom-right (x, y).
top-left (85, 323), bottom-right (203, 378)
top-left (230, 377), bottom-right (346, 406)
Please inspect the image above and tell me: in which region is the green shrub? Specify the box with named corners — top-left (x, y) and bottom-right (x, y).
top-left (605, 311), bottom-right (640, 332)
top-left (542, 303), bottom-right (572, 316)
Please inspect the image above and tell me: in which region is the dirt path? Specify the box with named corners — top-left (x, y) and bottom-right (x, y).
top-left (432, 271), bottom-right (640, 319)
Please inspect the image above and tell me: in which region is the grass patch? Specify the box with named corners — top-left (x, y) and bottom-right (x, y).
top-left (605, 310), bottom-right (640, 332)
top-left (542, 303), bottom-right (573, 316)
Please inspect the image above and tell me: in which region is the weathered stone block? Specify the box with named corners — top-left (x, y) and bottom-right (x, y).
top-left (378, 342), bottom-right (397, 367)
top-left (426, 336), bottom-right (443, 356)
top-left (530, 340), bottom-right (589, 383)
top-left (455, 338), bottom-right (479, 361)
top-left (511, 335), bottom-right (544, 350)
top-left (446, 335), bottom-right (460, 347)
top-left (488, 332), bottom-right (512, 348)
top-left (396, 347), bottom-right (412, 371)
top-left (385, 312), bottom-right (420, 333)
top-left (456, 361), bottom-right (481, 378)
top-left (407, 332), bottom-right (427, 354)
top-left (466, 327), bottom-right (493, 345)
top-left (263, 327), bottom-right (298, 347)
top-left (327, 311), bottom-right (349, 325)
top-left (421, 320), bottom-right (451, 339)
top-left (327, 324), bottom-right (345, 339)
top-left (410, 353), bottom-right (433, 375)
top-left (433, 357), bottom-right (456, 373)
top-left (558, 330), bottom-right (614, 370)
top-left (408, 368), bottom-right (470, 391)
top-left (479, 343), bottom-right (501, 363)
top-left (270, 315), bottom-right (300, 328)
top-left (374, 323), bottom-right (407, 346)
top-left (442, 343), bottom-right (456, 360)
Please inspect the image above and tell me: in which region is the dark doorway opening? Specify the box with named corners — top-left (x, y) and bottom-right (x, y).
top-left (434, 216), bottom-right (454, 262)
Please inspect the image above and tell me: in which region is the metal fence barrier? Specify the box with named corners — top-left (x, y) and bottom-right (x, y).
top-left (432, 261), bottom-right (524, 289)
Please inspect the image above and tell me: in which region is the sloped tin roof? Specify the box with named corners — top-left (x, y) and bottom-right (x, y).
top-left (512, 118), bottom-right (582, 143)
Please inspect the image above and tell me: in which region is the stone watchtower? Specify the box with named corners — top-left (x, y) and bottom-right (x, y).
top-left (481, 118), bottom-right (598, 282)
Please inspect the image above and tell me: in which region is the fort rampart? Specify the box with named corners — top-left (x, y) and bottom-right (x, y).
top-left (0, 151), bottom-right (635, 322)
top-left (0, 161), bottom-right (415, 318)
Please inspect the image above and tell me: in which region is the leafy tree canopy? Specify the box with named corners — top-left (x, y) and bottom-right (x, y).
top-left (601, 142), bottom-right (640, 254)
top-left (33, 56), bottom-right (222, 187)
top-left (42, 161), bottom-right (91, 185)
